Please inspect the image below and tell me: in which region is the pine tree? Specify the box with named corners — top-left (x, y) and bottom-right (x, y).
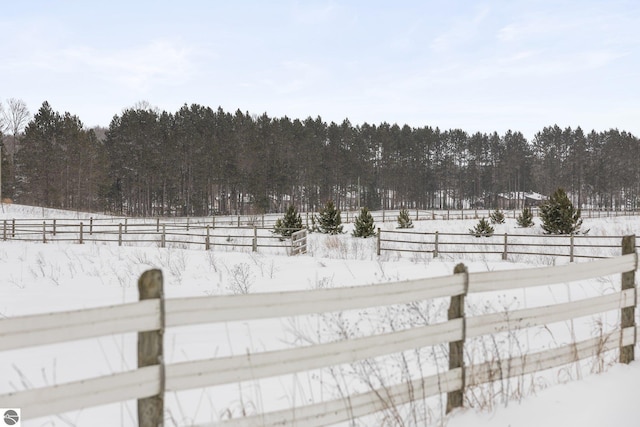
top-left (353, 207), bottom-right (376, 237)
top-left (397, 208), bottom-right (414, 229)
top-left (469, 218), bottom-right (494, 237)
top-left (308, 213), bottom-right (320, 233)
top-left (539, 188), bottom-right (583, 234)
top-left (316, 200), bottom-right (344, 235)
top-left (273, 205), bottom-right (303, 238)
top-left (517, 207), bottom-right (534, 228)
top-left (489, 208), bottom-right (505, 224)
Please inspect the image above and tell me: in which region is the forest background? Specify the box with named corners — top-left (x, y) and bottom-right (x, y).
top-left (1, 99), bottom-right (639, 217)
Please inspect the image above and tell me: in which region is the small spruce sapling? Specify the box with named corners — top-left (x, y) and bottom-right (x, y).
top-left (353, 207), bottom-right (376, 238)
top-left (397, 208), bottom-right (414, 229)
top-left (489, 208), bottom-right (505, 224)
top-left (517, 207), bottom-right (534, 228)
top-left (470, 218), bottom-right (494, 237)
top-left (539, 188), bottom-right (583, 234)
top-left (316, 200), bottom-right (344, 235)
top-left (273, 205), bottom-right (303, 238)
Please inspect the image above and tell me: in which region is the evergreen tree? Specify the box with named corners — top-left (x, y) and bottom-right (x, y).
top-left (353, 206), bottom-right (376, 237)
top-left (308, 213), bottom-right (320, 233)
top-left (489, 208), bottom-right (505, 224)
top-left (469, 218), bottom-right (494, 237)
top-left (539, 188), bottom-right (583, 234)
top-left (397, 208), bottom-right (414, 229)
top-left (273, 205), bottom-right (303, 237)
top-left (517, 207), bottom-right (534, 228)
top-left (316, 200), bottom-right (344, 234)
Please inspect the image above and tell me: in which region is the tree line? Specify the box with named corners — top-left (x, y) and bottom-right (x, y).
top-left (1, 100), bottom-right (639, 216)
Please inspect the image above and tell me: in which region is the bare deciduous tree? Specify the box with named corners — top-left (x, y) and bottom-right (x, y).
top-left (2, 98), bottom-right (30, 139)
top-left (0, 100), bottom-right (6, 134)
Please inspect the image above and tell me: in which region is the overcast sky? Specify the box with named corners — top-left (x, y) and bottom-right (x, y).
top-left (3, 1), bottom-right (639, 140)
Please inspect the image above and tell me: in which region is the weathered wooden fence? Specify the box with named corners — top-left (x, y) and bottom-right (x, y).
top-left (3, 217), bottom-right (640, 261)
top-left (0, 218), bottom-right (302, 254)
top-left (0, 237), bottom-right (636, 426)
top-left (378, 229), bottom-right (640, 260)
top-left (291, 229), bottom-right (308, 255)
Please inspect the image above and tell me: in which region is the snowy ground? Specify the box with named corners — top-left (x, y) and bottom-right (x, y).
top-left (0, 203), bottom-right (638, 426)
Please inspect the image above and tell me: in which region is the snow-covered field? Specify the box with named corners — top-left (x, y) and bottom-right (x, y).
top-left (0, 203), bottom-right (638, 427)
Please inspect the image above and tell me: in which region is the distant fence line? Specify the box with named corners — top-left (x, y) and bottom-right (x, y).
top-left (377, 229), bottom-right (640, 261)
top-left (0, 236), bottom-right (636, 425)
top-left (2, 207), bottom-right (639, 229)
top-left (1, 218), bottom-right (309, 255)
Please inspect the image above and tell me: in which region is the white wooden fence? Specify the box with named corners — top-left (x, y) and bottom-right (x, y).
top-left (0, 237), bottom-right (637, 426)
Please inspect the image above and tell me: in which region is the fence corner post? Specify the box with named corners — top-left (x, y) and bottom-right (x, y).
top-left (447, 262), bottom-right (468, 414)
top-left (620, 235), bottom-right (637, 364)
top-left (137, 269), bottom-right (165, 427)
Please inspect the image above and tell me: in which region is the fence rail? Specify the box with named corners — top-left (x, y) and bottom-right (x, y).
top-left (1, 237), bottom-right (636, 426)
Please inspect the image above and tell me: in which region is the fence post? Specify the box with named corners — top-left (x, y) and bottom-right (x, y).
top-left (12, 219), bottom-right (15, 237)
top-left (502, 233), bottom-right (508, 260)
top-left (376, 228), bottom-right (381, 256)
top-left (137, 269), bottom-right (164, 427)
top-left (90, 217), bottom-right (93, 235)
top-left (447, 263), bottom-right (468, 414)
top-left (570, 234), bottom-right (574, 262)
top-left (434, 231), bottom-right (439, 258)
top-left (252, 226), bottom-right (257, 252)
top-left (125, 218), bottom-right (128, 234)
top-left (620, 235), bottom-right (637, 364)
top-left (205, 225), bottom-right (210, 250)
top-left (118, 223), bottom-right (123, 246)
top-left (79, 222), bottom-right (84, 244)
top-left (43, 221), bottom-right (46, 243)
top-left (187, 217), bottom-right (190, 232)
top-left (161, 225), bottom-right (166, 248)
top-left (53, 219), bottom-right (57, 236)
top-left (157, 218), bottom-right (160, 233)
top-left (2, 220), bottom-right (6, 241)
